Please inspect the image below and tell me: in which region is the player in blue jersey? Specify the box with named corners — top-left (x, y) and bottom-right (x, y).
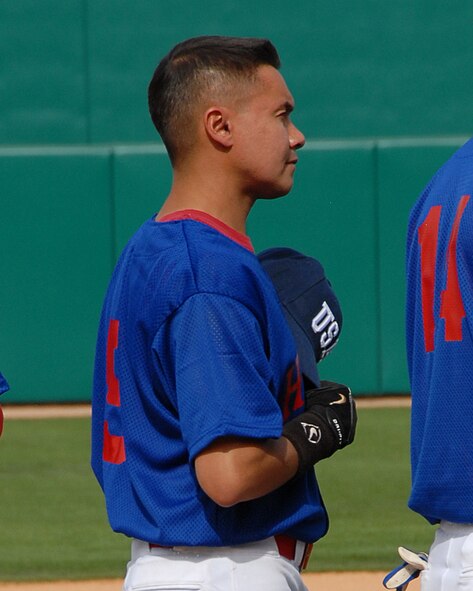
top-left (0, 371), bottom-right (9, 437)
top-left (91, 36), bottom-right (356, 591)
top-left (406, 138), bottom-right (473, 591)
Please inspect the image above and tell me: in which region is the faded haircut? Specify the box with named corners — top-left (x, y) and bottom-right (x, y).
top-left (148, 36), bottom-right (281, 164)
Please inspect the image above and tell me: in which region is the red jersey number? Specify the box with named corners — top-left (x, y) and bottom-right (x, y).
top-left (103, 319), bottom-right (126, 464)
top-left (281, 357), bottom-right (304, 421)
top-left (418, 195), bottom-right (470, 352)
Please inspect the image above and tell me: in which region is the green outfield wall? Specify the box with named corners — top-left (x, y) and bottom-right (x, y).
top-left (1, 1), bottom-right (471, 401)
top-left (0, 138), bottom-right (466, 403)
top-left (1, 1), bottom-right (472, 145)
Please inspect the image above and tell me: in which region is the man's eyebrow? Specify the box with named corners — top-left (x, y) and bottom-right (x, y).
top-left (277, 101), bottom-right (294, 113)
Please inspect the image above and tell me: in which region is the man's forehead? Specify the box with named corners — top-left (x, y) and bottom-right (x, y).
top-left (253, 65), bottom-right (295, 104)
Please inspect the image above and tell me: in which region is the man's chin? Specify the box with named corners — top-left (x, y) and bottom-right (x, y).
top-left (254, 183), bottom-right (294, 201)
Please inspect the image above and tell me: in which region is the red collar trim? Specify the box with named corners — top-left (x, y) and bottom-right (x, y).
top-left (157, 209), bottom-right (254, 252)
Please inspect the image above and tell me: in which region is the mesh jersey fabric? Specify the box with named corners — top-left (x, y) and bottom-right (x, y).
top-left (406, 137), bottom-right (473, 523)
top-left (91, 212), bottom-right (328, 546)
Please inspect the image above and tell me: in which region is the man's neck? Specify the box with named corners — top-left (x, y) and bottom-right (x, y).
top-left (158, 172), bottom-right (254, 235)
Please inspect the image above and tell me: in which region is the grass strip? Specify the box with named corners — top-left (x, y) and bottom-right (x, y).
top-left (0, 408), bottom-right (434, 581)
top-left (312, 407), bottom-right (433, 571)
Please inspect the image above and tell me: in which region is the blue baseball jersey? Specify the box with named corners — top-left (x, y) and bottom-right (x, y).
top-left (406, 138), bottom-right (473, 524)
top-left (91, 209), bottom-right (328, 546)
top-left (0, 372), bottom-right (9, 395)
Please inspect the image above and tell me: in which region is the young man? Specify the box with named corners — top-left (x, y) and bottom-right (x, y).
top-left (406, 137), bottom-right (473, 591)
top-left (91, 36), bottom-right (356, 591)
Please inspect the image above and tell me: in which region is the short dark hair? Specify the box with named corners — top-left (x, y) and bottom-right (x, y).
top-left (148, 36), bottom-right (281, 164)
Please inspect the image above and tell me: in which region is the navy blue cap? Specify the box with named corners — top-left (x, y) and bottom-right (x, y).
top-left (258, 247), bottom-right (342, 388)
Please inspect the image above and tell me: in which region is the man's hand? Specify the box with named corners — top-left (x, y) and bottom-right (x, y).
top-left (306, 380), bottom-right (357, 448)
top-left (282, 380), bottom-right (357, 477)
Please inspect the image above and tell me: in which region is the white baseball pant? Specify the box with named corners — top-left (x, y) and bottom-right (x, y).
top-left (123, 536), bottom-right (311, 591)
top-left (421, 521), bottom-right (473, 591)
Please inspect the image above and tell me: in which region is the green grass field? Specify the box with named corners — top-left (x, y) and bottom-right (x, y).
top-left (313, 406), bottom-right (432, 571)
top-left (0, 406), bottom-right (434, 581)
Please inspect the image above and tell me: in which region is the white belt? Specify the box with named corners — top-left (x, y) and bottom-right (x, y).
top-left (132, 534), bottom-right (313, 572)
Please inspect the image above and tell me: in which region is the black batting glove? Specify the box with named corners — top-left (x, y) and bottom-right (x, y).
top-left (306, 380), bottom-right (357, 448)
top-left (282, 380), bottom-right (357, 478)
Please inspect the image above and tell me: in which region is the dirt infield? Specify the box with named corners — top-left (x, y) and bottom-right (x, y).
top-left (2, 395), bottom-right (410, 421)
top-left (0, 572), bottom-right (421, 591)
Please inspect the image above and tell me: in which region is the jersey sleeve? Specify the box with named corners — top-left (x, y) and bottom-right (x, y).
top-left (154, 293), bottom-right (283, 462)
top-left (0, 372), bottom-right (9, 395)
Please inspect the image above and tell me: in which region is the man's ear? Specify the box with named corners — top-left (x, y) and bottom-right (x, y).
top-left (204, 107), bottom-right (234, 149)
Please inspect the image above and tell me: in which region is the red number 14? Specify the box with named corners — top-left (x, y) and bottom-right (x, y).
top-left (418, 195), bottom-right (470, 352)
